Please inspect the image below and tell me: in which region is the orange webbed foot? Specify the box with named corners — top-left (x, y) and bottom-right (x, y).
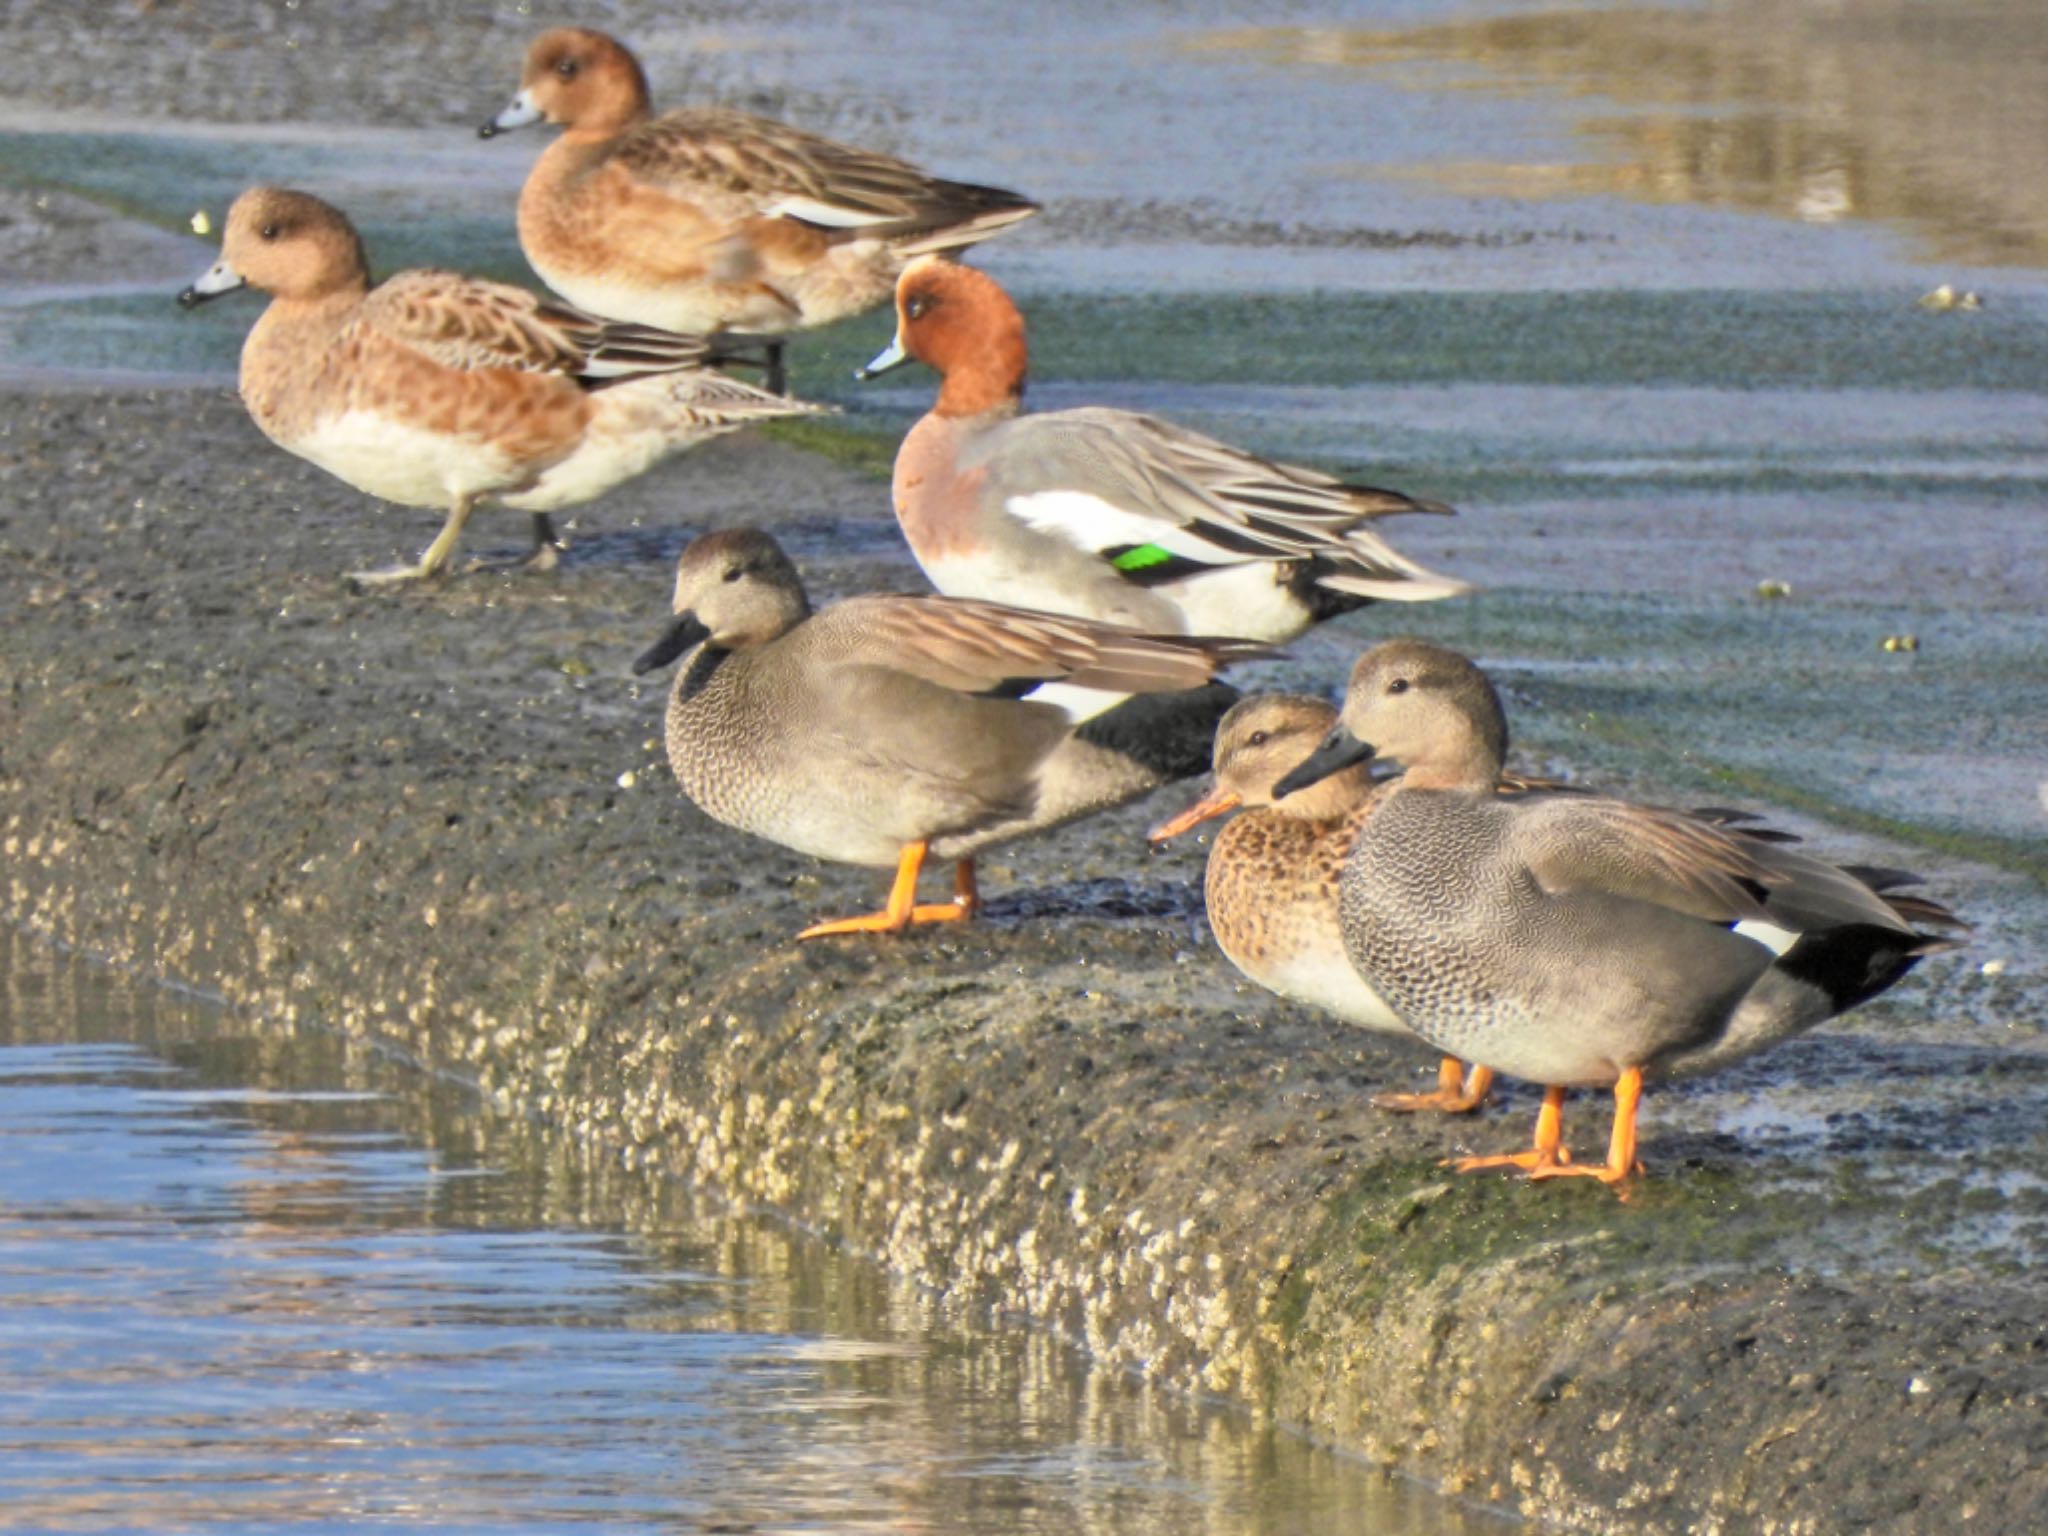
top-left (1377, 1060), bottom-right (1495, 1115)
top-left (796, 848), bottom-right (982, 941)
top-left (1526, 1067), bottom-right (1646, 1194)
top-left (1448, 1085), bottom-right (1574, 1175)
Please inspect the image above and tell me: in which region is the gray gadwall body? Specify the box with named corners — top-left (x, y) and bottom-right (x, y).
top-left (1147, 694), bottom-right (1493, 1114)
top-left (633, 529), bottom-right (1271, 939)
top-left (179, 187), bottom-right (823, 586)
top-left (856, 259), bottom-right (1468, 644)
top-left (1274, 639), bottom-right (1965, 1186)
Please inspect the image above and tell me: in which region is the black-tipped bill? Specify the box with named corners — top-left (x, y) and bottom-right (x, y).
top-left (1271, 726), bottom-right (1375, 800)
top-left (854, 333), bottom-right (911, 382)
top-left (632, 613), bottom-right (711, 676)
top-left (179, 259), bottom-right (245, 309)
top-left (481, 91), bottom-right (542, 139)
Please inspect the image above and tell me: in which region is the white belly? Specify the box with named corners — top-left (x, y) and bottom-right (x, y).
top-left (289, 410), bottom-right (522, 509)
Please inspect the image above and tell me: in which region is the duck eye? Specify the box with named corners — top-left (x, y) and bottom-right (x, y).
top-left (1247, 730), bottom-right (1269, 747)
top-left (555, 57), bottom-right (580, 79)
top-left (722, 566), bottom-right (744, 583)
top-left (1388, 677), bottom-right (1410, 694)
top-left (904, 293), bottom-right (933, 321)
top-left (259, 222), bottom-right (280, 241)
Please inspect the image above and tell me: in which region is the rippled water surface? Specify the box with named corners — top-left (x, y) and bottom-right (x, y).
top-left (0, 934), bottom-right (1496, 1534)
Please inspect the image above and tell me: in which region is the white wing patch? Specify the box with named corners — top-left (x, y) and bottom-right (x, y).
top-left (1020, 681), bottom-right (1131, 724)
top-left (1732, 918), bottom-right (1802, 957)
top-left (766, 196), bottom-right (894, 228)
top-left (1005, 490), bottom-right (1254, 565)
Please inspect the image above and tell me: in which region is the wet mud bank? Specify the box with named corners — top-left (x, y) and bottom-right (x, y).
top-left (4, 387), bottom-right (2045, 1535)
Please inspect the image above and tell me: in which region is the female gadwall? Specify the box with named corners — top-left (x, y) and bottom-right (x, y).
top-left (179, 187), bottom-right (821, 586)
top-left (632, 529), bottom-right (1270, 939)
top-left (481, 28), bottom-right (1037, 389)
top-left (1148, 694), bottom-right (1492, 1113)
top-left (1273, 639), bottom-right (1965, 1185)
top-left (857, 258), bottom-right (1467, 642)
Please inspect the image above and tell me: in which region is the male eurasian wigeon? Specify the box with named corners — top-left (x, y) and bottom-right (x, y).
top-left (631, 529), bottom-right (1269, 940)
top-left (480, 28), bottom-right (1038, 388)
top-left (858, 258), bottom-right (1470, 643)
top-left (179, 187), bottom-right (824, 587)
top-left (1148, 694), bottom-right (1494, 1114)
top-left (1272, 640), bottom-right (1965, 1187)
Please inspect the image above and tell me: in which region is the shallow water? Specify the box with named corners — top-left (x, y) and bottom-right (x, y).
top-left (0, 931), bottom-right (1498, 1534)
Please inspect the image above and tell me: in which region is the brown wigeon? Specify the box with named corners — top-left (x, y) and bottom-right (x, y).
top-left (481, 28), bottom-right (1038, 388)
top-left (179, 186), bottom-right (825, 586)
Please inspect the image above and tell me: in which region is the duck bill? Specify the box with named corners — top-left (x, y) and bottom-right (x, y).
top-left (479, 89), bottom-right (542, 138)
top-left (854, 331), bottom-right (910, 381)
top-left (1272, 727), bottom-right (1375, 800)
top-left (177, 257), bottom-right (245, 309)
top-left (631, 612), bottom-right (711, 675)
top-left (1147, 786), bottom-right (1241, 844)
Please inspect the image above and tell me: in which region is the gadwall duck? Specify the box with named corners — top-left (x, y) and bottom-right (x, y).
top-left (179, 187), bottom-right (823, 586)
top-left (1273, 639), bottom-right (1966, 1185)
top-left (1148, 694), bottom-right (1493, 1113)
top-left (857, 258), bottom-right (1468, 642)
top-left (481, 28), bottom-right (1038, 390)
top-left (633, 529), bottom-right (1271, 939)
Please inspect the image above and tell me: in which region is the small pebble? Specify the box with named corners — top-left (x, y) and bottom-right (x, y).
top-left (617, 769), bottom-right (637, 790)
top-left (1756, 579), bottom-right (1792, 600)
top-left (1881, 634), bottom-right (1919, 652)
top-left (189, 209), bottom-right (213, 236)
top-left (1980, 959), bottom-right (2006, 977)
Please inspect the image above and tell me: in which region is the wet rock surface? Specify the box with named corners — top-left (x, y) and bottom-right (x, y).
top-left (4, 384), bottom-right (2044, 1535)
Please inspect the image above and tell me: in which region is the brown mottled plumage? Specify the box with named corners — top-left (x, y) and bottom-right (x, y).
top-left (180, 187), bottom-right (822, 586)
top-left (1150, 694), bottom-right (1494, 1113)
top-left (483, 29), bottom-right (1038, 338)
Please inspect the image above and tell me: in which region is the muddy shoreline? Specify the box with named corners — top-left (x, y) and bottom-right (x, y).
top-left (3, 383), bottom-right (2042, 1534)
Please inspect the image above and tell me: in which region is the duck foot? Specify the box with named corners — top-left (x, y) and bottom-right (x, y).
top-left (1529, 1067), bottom-right (1645, 1188)
top-left (797, 847), bottom-right (980, 940)
top-left (1450, 1085), bottom-right (1573, 1173)
top-left (1376, 1059), bottom-right (1494, 1115)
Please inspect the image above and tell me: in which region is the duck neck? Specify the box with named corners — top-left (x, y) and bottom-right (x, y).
top-left (933, 317), bottom-right (1026, 419)
top-left (1396, 731), bottom-right (1501, 793)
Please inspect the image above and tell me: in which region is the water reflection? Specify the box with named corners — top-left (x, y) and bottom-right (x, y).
top-left (0, 936), bottom-right (1491, 1534)
top-left (1192, 0), bottom-right (2048, 267)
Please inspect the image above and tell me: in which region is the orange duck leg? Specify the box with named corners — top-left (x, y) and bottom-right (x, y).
top-left (1376, 1058), bottom-right (1495, 1115)
top-left (797, 843), bottom-right (980, 940)
top-left (1452, 1084), bottom-right (1572, 1174)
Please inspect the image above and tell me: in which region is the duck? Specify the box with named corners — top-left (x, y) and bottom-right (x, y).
top-left (480, 27), bottom-right (1039, 391)
top-left (631, 529), bottom-right (1272, 939)
top-left (856, 257), bottom-right (1469, 642)
top-left (1271, 638), bottom-right (1966, 1185)
top-left (178, 186), bottom-right (823, 587)
top-left (1147, 693), bottom-right (1494, 1113)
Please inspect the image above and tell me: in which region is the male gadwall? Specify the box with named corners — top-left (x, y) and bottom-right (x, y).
top-left (1273, 639), bottom-right (1965, 1185)
top-left (481, 28), bottom-right (1038, 390)
top-left (857, 258), bottom-right (1468, 642)
top-left (180, 187), bottom-right (822, 586)
top-left (1148, 694), bottom-right (1493, 1113)
top-left (633, 529), bottom-right (1270, 939)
